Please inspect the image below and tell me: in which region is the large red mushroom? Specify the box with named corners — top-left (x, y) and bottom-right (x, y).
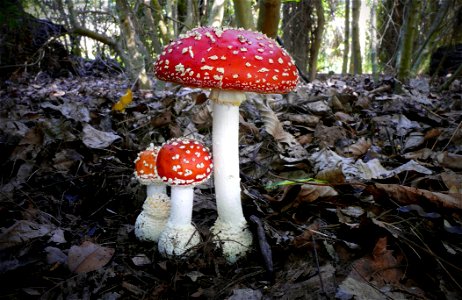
top-left (154, 27), bottom-right (298, 263)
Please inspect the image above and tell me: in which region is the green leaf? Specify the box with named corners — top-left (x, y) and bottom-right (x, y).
top-left (265, 177), bottom-right (327, 190)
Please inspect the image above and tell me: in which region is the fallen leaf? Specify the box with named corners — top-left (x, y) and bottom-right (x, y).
top-left (440, 171), bottom-right (462, 193)
top-left (131, 254), bottom-right (151, 266)
top-left (293, 222), bottom-right (320, 248)
top-left (41, 101), bottom-right (91, 122)
top-left (228, 288), bottom-right (263, 300)
top-left (112, 88), bottom-right (133, 112)
top-left (45, 246), bottom-right (68, 264)
top-left (253, 97), bottom-right (308, 161)
top-left (68, 241), bottom-right (115, 273)
top-left (343, 137), bottom-right (372, 157)
top-left (186, 271), bottom-right (204, 282)
top-left (295, 184), bottom-right (338, 203)
top-left (48, 228), bottom-right (67, 243)
top-left (436, 151), bottom-right (462, 170)
top-left (347, 237), bottom-right (403, 288)
top-left (82, 124), bottom-right (120, 149)
top-left (367, 183), bottom-right (462, 209)
top-left (397, 204), bottom-right (441, 218)
top-left (0, 220), bottom-right (54, 250)
top-left (316, 167), bottom-right (345, 184)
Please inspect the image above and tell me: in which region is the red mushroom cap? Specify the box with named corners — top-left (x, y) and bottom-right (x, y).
top-left (154, 27), bottom-right (299, 94)
top-left (157, 138), bottom-right (213, 186)
top-left (134, 144), bottom-right (162, 184)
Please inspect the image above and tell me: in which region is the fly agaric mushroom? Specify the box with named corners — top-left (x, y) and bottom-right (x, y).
top-left (156, 138), bottom-right (213, 257)
top-left (134, 144), bottom-right (170, 242)
top-left (153, 27), bottom-right (298, 263)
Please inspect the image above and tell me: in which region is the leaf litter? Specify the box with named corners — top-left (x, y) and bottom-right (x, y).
top-left (0, 73), bottom-right (462, 299)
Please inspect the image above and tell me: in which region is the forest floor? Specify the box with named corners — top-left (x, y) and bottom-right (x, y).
top-left (1, 70), bottom-right (462, 299)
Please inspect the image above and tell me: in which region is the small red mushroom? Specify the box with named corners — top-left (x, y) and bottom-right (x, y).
top-left (154, 27), bottom-right (298, 262)
top-left (156, 138), bottom-right (213, 257)
top-left (134, 144), bottom-right (170, 242)
top-left (134, 144), bottom-right (165, 196)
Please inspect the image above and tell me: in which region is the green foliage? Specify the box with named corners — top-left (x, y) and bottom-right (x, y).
top-left (265, 178), bottom-right (327, 190)
top-left (0, 0), bottom-right (25, 28)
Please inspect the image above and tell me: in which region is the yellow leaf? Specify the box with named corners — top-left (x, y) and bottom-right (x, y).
top-left (112, 88), bottom-right (133, 112)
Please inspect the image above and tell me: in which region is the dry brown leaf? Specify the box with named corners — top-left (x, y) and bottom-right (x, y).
top-left (285, 113), bottom-right (320, 127)
top-left (313, 123), bottom-right (347, 148)
top-left (351, 237), bottom-right (403, 285)
top-left (253, 98), bottom-right (308, 160)
top-left (424, 128), bottom-right (442, 140)
top-left (343, 137), bottom-right (372, 157)
top-left (367, 183), bottom-right (462, 209)
top-left (0, 220), bottom-right (54, 250)
top-left (296, 133), bottom-right (313, 146)
top-left (334, 111), bottom-right (355, 122)
top-left (295, 184), bottom-right (338, 203)
top-left (68, 241), bottom-right (115, 273)
top-left (316, 167), bottom-right (345, 184)
top-left (436, 151), bottom-right (462, 170)
top-left (293, 222), bottom-right (320, 248)
top-left (82, 124), bottom-right (120, 149)
top-left (440, 171), bottom-right (462, 193)
top-left (151, 111), bottom-right (172, 128)
top-left (190, 104), bottom-right (212, 128)
top-left (239, 114), bottom-right (260, 138)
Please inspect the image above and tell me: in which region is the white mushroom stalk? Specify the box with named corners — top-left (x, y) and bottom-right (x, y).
top-left (134, 144), bottom-right (170, 242)
top-left (158, 186), bottom-right (201, 256)
top-left (156, 138), bottom-right (213, 258)
top-left (209, 90), bottom-right (253, 263)
top-left (135, 193), bottom-right (171, 242)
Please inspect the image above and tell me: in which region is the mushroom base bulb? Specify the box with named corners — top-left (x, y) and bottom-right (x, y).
top-left (158, 223), bottom-right (201, 257)
top-left (134, 193), bottom-right (171, 242)
top-left (211, 218), bottom-right (253, 264)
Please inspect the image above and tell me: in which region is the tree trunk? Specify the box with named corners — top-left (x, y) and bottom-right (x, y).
top-left (116, 0), bottom-right (151, 89)
top-left (233, 0), bottom-right (255, 29)
top-left (142, 0), bottom-right (162, 54)
top-left (350, 0), bottom-right (362, 74)
top-left (208, 0), bottom-right (226, 27)
top-left (184, 0), bottom-right (200, 30)
top-left (377, 0), bottom-right (404, 72)
top-left (257, 0), bottom-right (281, 38)
top-left (342, 0), bottom-right (350, 75)
top-left (411, 0), bottom-right (449, 73)
top-left (151, 0), bottom-right (171, 45)
top-left (164, 0), bottom-right (177, 38)
top-left (370, 0), bottom-right (378, 80)
top-left (396, 0), bottom-right (420, 81)
top-left (282, 0), bottom-right (312, 73)
top-left (308, 0), bottom-right (324, 81)
top-left (0, 0), bottom-right (69, 79)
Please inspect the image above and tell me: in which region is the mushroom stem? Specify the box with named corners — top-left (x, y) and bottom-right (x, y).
top-left (158, 185), bottom-right (201, 257)
top-left (146, 183), bottom-right (167, 198)
top-left (167, 186), bottom-right (194, 227)
top-left (211, 92), bottom-right (246, 224)
top-left (210, 90), bottom-right (253, 263)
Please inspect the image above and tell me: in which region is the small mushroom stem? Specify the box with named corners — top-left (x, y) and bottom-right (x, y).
top-left (146, 183), bottom-right (167, 198)
top-left (158, 186), bottom-right (201, 257)
top-left (167, 186), bottom-right (194, 226)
